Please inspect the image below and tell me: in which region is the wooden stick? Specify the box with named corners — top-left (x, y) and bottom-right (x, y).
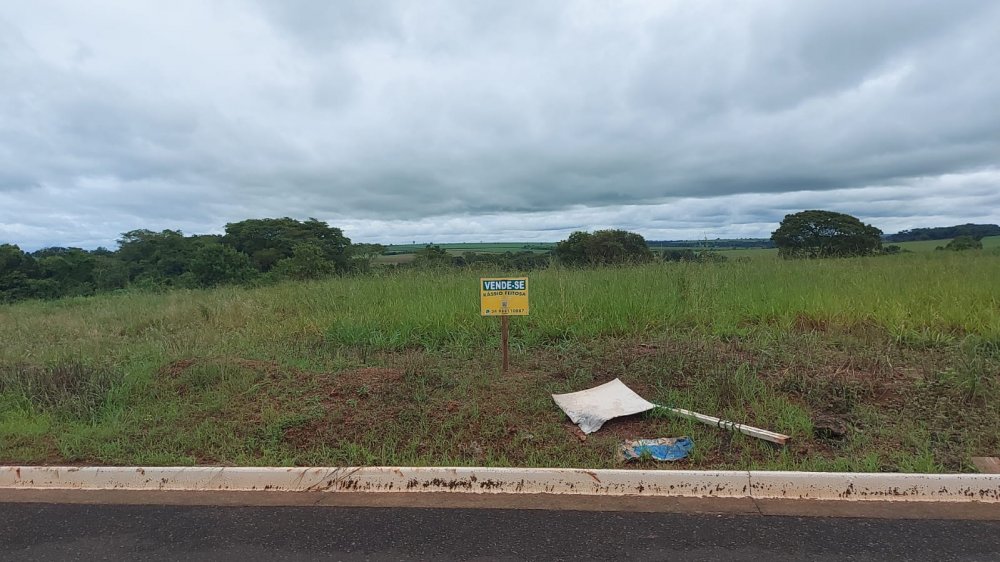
top-left (972, 457), bottom-right (1000, 474)
top-left (500, 315), bottom-right (509, 373)
top-left (657, 405), bottom-right (790, 446)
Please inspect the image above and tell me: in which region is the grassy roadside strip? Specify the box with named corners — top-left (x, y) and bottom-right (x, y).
top-left (1, 253), bottom-right (998, 471)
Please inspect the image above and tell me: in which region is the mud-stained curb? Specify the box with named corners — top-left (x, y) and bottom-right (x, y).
top-left (2, 466), bottom-right (999, 503)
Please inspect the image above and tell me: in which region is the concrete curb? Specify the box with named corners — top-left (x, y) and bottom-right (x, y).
top-left (3, 466), bottom-right (999, 503)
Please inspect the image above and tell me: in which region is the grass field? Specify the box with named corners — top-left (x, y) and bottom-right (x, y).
top-left (379, 235), bottom-right (1000, 264)
top-left (1, 252), bottom-right (998, 472)
top-left (894, 235), bottom-right (1000, 252)
top-left (373, 253), bottom-right (417, 265)
top-left (384, 242), bottom-right (556, 254)
top-left (705, 247), bottom-right (777, 259)
top-left (377, 242), bottom-right (556, 265)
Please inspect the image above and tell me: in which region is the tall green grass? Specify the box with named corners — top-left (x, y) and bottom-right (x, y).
top-left (2, 253), bottom-right (998, 363)
top-left (317, 253), bottom-right (1000, 351)
top-left (1, 251), bottom-right (998, 469)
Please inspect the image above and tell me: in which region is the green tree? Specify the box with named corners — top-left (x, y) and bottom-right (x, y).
top-left (349, 243), bottom-right (386, 272)
top-left (271, 243), bottom-right (335, 280)
top-left (352, 243), bottom-right (386, 260)
top-left (190, 243), bottom-right (257, 287)
top-left (116, 229), bottom-right (199, 283)
top-left (887, 223), bottom-right (1000, 242)
top-left (412, 245), bottom-right (452, 268)
top-left (553, 231), bottom-right (591, 265)
top-left (33, 247), bottom-right (98, 297)
top-left (771, 210), bottom-right (882, 258)
top-left (223, 218), bottom-right (352, 272)
top-left (554, 230), bottom-right (653, 265)
top-left (943, 236), bottom-right (982, 251)
top-left (91, 255), bottom-right (129, 291)
top-left (0, 244), bottom-right (39, 302)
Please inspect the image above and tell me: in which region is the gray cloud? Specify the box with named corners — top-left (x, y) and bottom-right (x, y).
top-left (1, 0), bottom-right (999, 249)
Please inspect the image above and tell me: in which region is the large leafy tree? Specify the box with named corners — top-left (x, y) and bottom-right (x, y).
top-left (272, 243), bottom-right (335, 280)
top-left (351, 243), bottom-right (385, 260)
top-left (553, 231), bottom-right (591, 265)
top-left (0, 244), bottom-right (38, 302)
top-left (33, 247), bottom-right (98, 297)
top-left (91, 255), bottom-right (129, 291)
top-left (223, 218), bottom-right (351, 272)
top-left (349, 243), bottom-right (386, 272)
top-left (190, 243), bottom-right (257, 287)
top-left (554, 229), bottom-right (653, 265)
top-left (771, 210), bottom-right (882, 258)
top-left (116, 229), bottom-right (200, 282)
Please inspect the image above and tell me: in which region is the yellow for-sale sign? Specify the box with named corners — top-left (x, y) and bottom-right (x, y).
top-left (480, 277), bottom-right (529, 316)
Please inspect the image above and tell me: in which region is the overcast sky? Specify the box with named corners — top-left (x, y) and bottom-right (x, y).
top-left (2, 1), bottom-right (999, 250)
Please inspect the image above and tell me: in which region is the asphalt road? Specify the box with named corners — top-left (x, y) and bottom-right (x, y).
top-left (3, 503), bottom-right (999, 561)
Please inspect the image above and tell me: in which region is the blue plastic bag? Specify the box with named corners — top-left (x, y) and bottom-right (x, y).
top-left (619, 436), bottom-right (694, 461)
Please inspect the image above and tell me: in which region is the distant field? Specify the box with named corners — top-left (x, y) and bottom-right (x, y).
top-left (377, 238), bottom-right (1000, 264)
top-left (378, 242), bottom-right (555, 265)
top-left (380, 237), bottom-right (1000, 261)
top-left (384, 242), bottom-right (556, 255)
top-left (716, 247), bottom-right (777, 258)
top-left (702, 236), bottom-right (999, 258)
top-left (379, 242), bottom-right (778, 263)
top-left (369, 236), bottom-right (1000, 266)
top-left (893, 235), bottom-right (1000, 252)
top-left (373, 253), bottom-right (415, 265)
top-left (657, 236), bottom-right (1000, 257)
top-left (2, 252), bottom-right (998, 472)
top-left (893, 239), bottom-right (947, 252)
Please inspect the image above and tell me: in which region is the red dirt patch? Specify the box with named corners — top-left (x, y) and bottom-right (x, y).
top-left (158, 359), bottom-right (198, 378)
top-left (793, 315), bottom-right (830, 333)
top-left (157, 357), bottom-right (290, 379)
top-left (591, 415), bottom-right (661, 439)
top-left (281, 366), bottom-right (406, 449)
top-left (331, 367), bottom-right (403, 391)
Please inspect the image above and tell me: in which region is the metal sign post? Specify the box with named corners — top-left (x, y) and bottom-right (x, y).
top-left (480, 277), bottom-right (529, 373)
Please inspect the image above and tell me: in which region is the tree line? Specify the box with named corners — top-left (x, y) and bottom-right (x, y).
top-left (0, 218), bottom-right (379, 303)
top-left (0, 223), bottom-right (712, 303)
top-left (2, 211), bottom-right (986, 304)
top-left (409, 245), bottom-right (552, 269)
top-left (886, 223), bottom-right (1000, 242)
top-left (647, 239), bottom-right (775, 249)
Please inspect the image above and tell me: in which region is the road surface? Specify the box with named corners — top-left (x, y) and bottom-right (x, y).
top-left (3, 503), bottom-right (999, 561)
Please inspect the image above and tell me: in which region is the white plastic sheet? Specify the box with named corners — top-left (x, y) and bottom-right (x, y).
top-left (551, 378), bottom-right (655, 434)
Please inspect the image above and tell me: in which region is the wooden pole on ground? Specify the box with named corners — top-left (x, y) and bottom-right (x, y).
top-left (500, 315), bottom-right (509, 373)
top-left (659, 406), bottom-right (790, 446)
top-left (972, 457), bottom-right (1000, 473)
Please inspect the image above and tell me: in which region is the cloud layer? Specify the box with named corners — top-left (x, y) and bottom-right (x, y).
top-left (2, 1), bottom-right (999, 248)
